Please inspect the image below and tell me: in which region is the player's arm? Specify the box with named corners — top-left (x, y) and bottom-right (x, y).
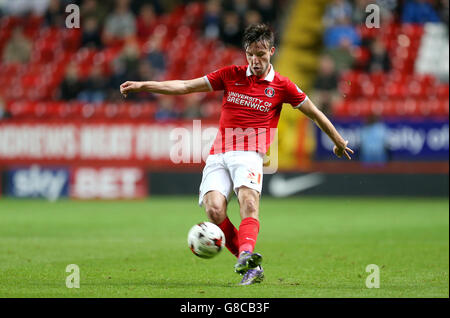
top-left (298, 98), bottom-right (354, 160)
top-left (120, 77), bottom-right (211, 98)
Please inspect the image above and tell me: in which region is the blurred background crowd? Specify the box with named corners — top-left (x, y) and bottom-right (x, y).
top-left (314, 0), bottom-right (448, 117)
top-left (0, 0), bottom-right (448, 119)
top-left (0, 0), bottom-right (285, 121)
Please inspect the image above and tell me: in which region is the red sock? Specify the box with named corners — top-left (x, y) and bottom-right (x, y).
top-left (238, 217), bottom-right (260, 255)
top-left (218, 217), bottom-right (239, 258)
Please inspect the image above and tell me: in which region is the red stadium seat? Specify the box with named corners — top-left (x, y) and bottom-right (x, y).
top-left (361, 81), bottom-right (381, 99)
top-left (369, 71), bottom-right (387, 86)
top-left (338, 80), bottom-right (359, 98)
top-left (7, 101), bottom-right (35, 118)
top-left (379, 99), bottom-right (397, 117)
top-left (384, 82), bottom-right (407, 99)
top-left (408, 80), bottom-right (429, 98)
top-left (332, 99), bottom-right (349, 117)
top-left (436, 84), bottom-right (449, 98)
top-left (346, 99), bottom-right (371, 117)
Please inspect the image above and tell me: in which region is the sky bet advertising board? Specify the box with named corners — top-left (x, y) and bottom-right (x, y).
top-left (315, 120), bottom-right (449, 161)
top-left (6, 165), bottom-right (70, 201)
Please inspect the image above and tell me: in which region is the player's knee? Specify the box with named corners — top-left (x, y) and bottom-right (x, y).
top-left (203, 193), bottom-right (227, 224)
top-left (243, 198), bottom-right (258, 213)
top-left (240, 197), bottom-right (259, 218)
top-left (205, 204), bottom-right (226, 224)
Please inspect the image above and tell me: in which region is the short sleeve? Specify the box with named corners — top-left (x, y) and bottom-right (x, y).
top-left (203, 66), bottom-right (234, 91)
top-left (284, 79), bottom-right (308, 108)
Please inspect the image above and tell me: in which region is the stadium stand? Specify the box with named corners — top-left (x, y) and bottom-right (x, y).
top-left (0, 0), bottom-right (448, 123)
top-left (0, 1), bottom-right (256, 121)
top-left (325, 0), bottom-right (449, 120)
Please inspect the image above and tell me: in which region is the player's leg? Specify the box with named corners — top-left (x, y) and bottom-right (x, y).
top-left (202, 190), bottom-right (239, 257)
top-left (234, 187), bottom-right (264, 285)
top-left (198, 154), bottom-right (239, 257)
top-left (236, 186), bottom-right (261, 255)
top-left (225, 151), bottom-right (264, 284)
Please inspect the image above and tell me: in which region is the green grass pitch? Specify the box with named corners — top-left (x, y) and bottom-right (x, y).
top-left (0, 196), bottom-right (448, 298)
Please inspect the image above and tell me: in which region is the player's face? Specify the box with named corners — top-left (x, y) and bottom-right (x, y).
top-left (245, 41), bottom-right (275, 77)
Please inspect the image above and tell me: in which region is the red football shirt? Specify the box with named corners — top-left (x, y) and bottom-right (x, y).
top-left (204, 64), bottom-right (308, 154)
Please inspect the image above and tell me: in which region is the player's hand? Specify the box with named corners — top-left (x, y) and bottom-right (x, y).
top-left (333, 140), bottom-right (354, 160)
top-left (120, 81), bottom-right (144, 98)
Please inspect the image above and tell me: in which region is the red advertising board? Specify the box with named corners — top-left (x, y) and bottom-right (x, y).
top-left (0, 120), bottom-right (218, 168)
top-left (70, 167), bottom-right (147, 199)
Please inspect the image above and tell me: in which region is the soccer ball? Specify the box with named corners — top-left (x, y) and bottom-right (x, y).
top-left (187, 222), bottom-right (225, 259)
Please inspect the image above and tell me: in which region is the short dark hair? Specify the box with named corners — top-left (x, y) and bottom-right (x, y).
top-left (242, 23), bottom-right (275, 50)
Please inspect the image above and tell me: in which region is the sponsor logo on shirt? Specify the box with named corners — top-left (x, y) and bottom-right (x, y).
top-left (226, 91), bottom-right (272, 112)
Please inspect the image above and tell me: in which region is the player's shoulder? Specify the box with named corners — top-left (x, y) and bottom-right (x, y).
top-left (226, 64), bottom-right (248, 75)
top-left (273, 71), bottom-right (294, 85)
top-left (272, 71), bottom-right (298, 92)
top-left (272, 71), bottom-right (306, 96)
top-left (211, 65), bottom-right (247, 80)
top-left (213, 64), bottom-right (246, 74)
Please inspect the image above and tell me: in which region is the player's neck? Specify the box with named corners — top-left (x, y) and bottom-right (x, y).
top-left (251, 64), bottom-right (271, 80)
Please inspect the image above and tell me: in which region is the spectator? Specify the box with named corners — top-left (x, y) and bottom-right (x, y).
top-left (136, 59), bottom-right (155, 84)
top-left (183, 94), bottom-right (205, 119)
top-left (367, 36), bottom-right (391, 72)
top-left (323, 37), bottom-right (355, 73)
top-left (352, 0), bottom-right (370, 25)
top-left (0, 97), bottom-right (11, 120)
top-left (230, 0), bottom-right (250, 19)
top-left (108, 60), bottom-right (128, 101)
top-left (131, 0), bottom-right (164, 16)
top-left (360, 114), bottom-right (389, 164)
top-left (437, 0), bottom-right (449, 26)
top-left (114, 38), bottom-right (141, 79)
top-left (103, 0), bottom-right (137, 46)
top-left (116, 59), bottom-right (157, 101)
top-left (323, 16), bottom-right (361, 48)
top-left (203, 0), bottom-right (222, 39)
top-left (59, 63), bottom-right (83, 100)
top-left (312, 55), bottom-right (340, 116)
top-left (254, 0), bottom-right (277, 24)
top-left (220, 11), bottom-right (242, 47)
top-left (81, 0), bottom-right (108, 26)
top-left (81, 16), bottom-right (103, 49)
top-left (323, 0), bottom-right (353, 28)
top-left (244, 10), bottom-right (262, 28)
top-left (136, 4), bottom-right (157, 42)
top-left (107, 39), bottom-right (141, 99)
top-left (44, 0), bottom-right (65, 27)
top-left (78, 65), bottom-right (108, 103)
top-left (0, 0), bottom-right (50, 16)
top-left (2, 27), bottom-right (32, 64)
top-left (402, 0), bottom-right (440, 23)
top-left (155, 96), bottom-right (178, 121)
top-left (144, 34), bottom-right (166, 76)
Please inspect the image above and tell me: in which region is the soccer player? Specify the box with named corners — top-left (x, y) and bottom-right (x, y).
top-left (120, 24), bottom-right (354, 285)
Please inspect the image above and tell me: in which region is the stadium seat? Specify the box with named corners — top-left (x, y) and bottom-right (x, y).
top-left (436, 84), bottom-right (449, 98)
